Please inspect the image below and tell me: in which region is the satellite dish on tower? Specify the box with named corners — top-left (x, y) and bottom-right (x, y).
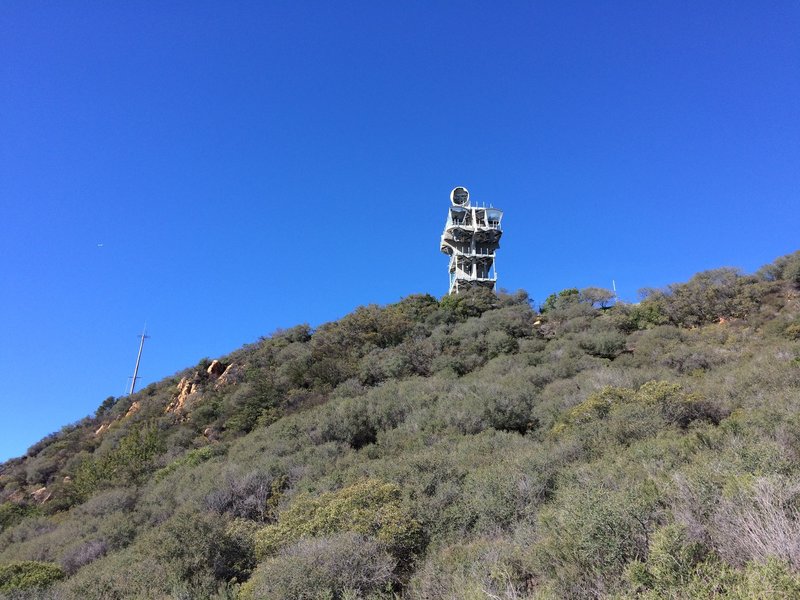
top-left (450, 186), bottom-right (470, 207)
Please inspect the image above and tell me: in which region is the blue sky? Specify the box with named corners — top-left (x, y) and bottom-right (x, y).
top-left (1, 1), bottom-right (798, 461)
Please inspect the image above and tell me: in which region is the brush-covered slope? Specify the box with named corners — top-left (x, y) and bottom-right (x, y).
top-left (1, 252), bottom-right (800, 599)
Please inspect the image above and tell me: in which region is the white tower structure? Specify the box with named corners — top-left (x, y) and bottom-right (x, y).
top-left (440, 186), bottom-right (504, 294)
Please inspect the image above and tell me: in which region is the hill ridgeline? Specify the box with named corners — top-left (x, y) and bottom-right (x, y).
top-left (1, 251), bottom-right (800, 599)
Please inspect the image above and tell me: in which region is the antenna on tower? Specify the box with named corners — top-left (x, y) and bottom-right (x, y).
top-left (612, 280), bottom-right (618, 304)
top-left (128, 325), bottom-right (150, 395)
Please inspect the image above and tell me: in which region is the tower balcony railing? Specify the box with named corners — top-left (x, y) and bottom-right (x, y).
top-left (448, 247), bottom-right (495, 257)
top-left (445, 216), bottom-right (502, 230)
top-left (449, 255), bottom-right (495, 270)
top-left (448, 255), bottom-right (495, 271)
top-left (452, 273), bottom-right (498, 282)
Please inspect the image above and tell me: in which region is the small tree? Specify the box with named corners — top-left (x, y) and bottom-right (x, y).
top-left (540, 288), bottom-right (580, 313)
top-left (580, 287), bottom-right (615, 309)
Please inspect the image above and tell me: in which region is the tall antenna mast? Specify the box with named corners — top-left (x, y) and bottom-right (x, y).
top-left (128, 325), bottom-right (150, 395)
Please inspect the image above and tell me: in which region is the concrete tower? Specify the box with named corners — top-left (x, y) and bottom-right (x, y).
top-left (440, 186), bottom-right (504, 294)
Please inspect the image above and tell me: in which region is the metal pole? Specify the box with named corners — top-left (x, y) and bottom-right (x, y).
top-left (129, 326), bottom-right (149, 395)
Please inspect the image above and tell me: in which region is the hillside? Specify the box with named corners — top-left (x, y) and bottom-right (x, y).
top-left (2, 251), bottom-right (800, 599)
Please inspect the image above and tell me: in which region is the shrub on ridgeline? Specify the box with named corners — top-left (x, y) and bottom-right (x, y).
top-left (758, 250), bottom-right (800, 287)
top-left (439, 286), bottom-right (499, 319)
top-left (639, 268), bottom-right (767, 328)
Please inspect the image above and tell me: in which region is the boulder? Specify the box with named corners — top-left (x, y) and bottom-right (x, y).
top-left (206, 360), bottom-right (226, 378)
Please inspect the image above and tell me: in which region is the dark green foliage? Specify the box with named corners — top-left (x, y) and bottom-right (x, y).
top-left (640, 268), bottom-right (766, 327)
top-left (95, 396), bottom-right (118, 418)
top-left (535, 476), bottom-right (663, 597)
top-left (0, 561), bottom-right (64, 592)
top-left (541, 287), bottom-right (580, 312)
top-left (72, 423), bottom-right (164, 499)
top-left (0, 504), bottom-right (38, 535)
top-left (141, 510), bottom-right (252, 586)
top-left (625, 523), bottom-right (708, 594)
top-left (254, 479), bottom-right (422, 568)
top-left (758, 250), bottom-right (800, 286)
top-left (0, 252), bottom-right (798, 599)
top-left (438, 286), bottom-right (498, 319)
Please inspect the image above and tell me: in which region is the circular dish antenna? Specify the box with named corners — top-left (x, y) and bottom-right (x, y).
top-left (450, 186), bottom-right (470, 206)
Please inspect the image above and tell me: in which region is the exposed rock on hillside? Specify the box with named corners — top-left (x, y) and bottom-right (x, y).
top-left (215, 363), bottom-right (243, 388)
top-left (206, 359), bottom-right (226, 378)
top-left (166, 377), bottom-right (201, 415)
top-left (124, 400), bottom-right (140, 418)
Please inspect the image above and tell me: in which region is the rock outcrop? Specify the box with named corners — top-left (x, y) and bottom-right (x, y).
top-left (215, 363), bottom-right (244, 388)
top-left (166, 377), bottom-right (200, 415)
top-left (125, 401), bottom-right (141, 418)
top-left (206, 360), bottom-right (226, 378)
top-left (31, 486), bottom-right (51, 504)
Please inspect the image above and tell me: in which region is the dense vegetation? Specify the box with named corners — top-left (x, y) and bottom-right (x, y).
top-left (1, 251), bottom-right (800, 599)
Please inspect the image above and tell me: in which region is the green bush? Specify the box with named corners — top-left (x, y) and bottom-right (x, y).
top-left (540, 288), bottom-right (581, 313)
top-left (625, 524), bottom-right (707, 594)
top-left (153, 444), bottom-right (223, 482)
top-left (408, 536), bottom-right (531, 600)
top-left (56, 510), bottom-right (246, 597)
top-left (439, 287), bottom-right (499, 319)
top-left (0, 504), bottom-right (38, 535)
top-left (435, 379), bottom-right (538, 435)
top-left (578, 328), bottom-right (626, 358)
top-left (556, 381), bottom-right (723, 434)
top-left (758, 250), bottom-right (800, 286)
top-left (240, 533), bottom-right (395, 600)
top-left (72, 423), bottom-right (165, 499)
top-left (0, 561), bottom-right (64, 592)
top-left (535, 477), bottom-right (663, 598)
top-left (254, 479), bottom-right (422, 567)
top-left (640, 268), bottom-right (765, 328)
top-left (625, 552), bottom-right (800, 599)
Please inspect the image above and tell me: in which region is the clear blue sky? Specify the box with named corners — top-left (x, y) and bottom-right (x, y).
top-left (1, 2), bottom-right (798, 461)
